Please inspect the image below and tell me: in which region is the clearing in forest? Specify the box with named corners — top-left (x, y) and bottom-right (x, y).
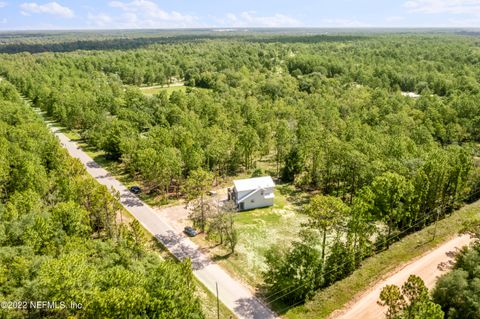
top-left (139, 82), bottom-right (186, 96)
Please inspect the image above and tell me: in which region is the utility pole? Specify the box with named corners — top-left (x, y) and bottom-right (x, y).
top-left (216, 282), bottom-right (220, 319)
top-left (433, 206), bottom-right (441, 241)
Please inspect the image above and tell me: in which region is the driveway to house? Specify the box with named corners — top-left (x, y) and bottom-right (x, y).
top-left (45, 120), bottom-right (276, 319)
top-left (154, 190), bottom-right (227, 233)
top-left (330, 234), bottom-right (474, 319)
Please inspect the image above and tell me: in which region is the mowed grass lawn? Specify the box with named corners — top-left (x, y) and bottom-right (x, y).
top-left (139, 84), bottom-right (187, 96)
top-left (42, 107), bottom-right (480, 319)
top-left (43, 112), bottom-right (480, 319)
top-left (194, 278), bottom-right (237, 319)
top-left (192, 184), bottom-right (310, 288)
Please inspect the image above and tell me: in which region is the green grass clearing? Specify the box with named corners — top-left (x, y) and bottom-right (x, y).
top-left (139, 84), bottom-right (187, 96)
top-left (282, 199), bottom-right (480, 319)
top-left (138, 84), bottom-right (214, 98)
top-left (35, 103), bottom-right (479, 319)
top-left (191, 184), bottom-right (309, 288)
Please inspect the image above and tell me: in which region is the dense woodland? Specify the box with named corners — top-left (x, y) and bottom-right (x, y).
top-left (0, 80), bottom-right (203, 318)
top-left (1, 32), bottom-right (480, 311)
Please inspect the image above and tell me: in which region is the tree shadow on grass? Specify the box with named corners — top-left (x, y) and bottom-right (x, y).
top-left (206, 242), bottom-right (222, 249)
top-left (276, 183), bottom-right (310, 207)
top-left (212, 252), bottom-right (233, 261)
top-left (253, 284), bottom-right (303, 317)
top-left (92, 154), bottom-right (116, 167)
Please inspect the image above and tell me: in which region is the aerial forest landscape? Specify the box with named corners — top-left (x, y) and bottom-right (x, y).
top-left (1, 1), bottom-right (480, 319)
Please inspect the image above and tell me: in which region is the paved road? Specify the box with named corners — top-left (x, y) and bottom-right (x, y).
top-left (331, 234), bottom-right (473, 319)
top-left (44, 120), bottom-right (276, 319)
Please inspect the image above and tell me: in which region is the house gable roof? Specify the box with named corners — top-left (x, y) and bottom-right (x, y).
top-left (233, 176), bottom-right (275, 192)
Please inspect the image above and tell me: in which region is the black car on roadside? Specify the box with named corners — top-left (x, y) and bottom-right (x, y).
top-left (129, 186), bottom-right (141, 194)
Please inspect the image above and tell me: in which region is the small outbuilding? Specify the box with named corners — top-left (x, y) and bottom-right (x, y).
top-left (229, 176), bottom-right (275, 211)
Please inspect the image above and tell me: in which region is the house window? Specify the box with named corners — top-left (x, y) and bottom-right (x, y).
top-left (251, 199), bottom-right (255, 203)
top-left (261, 190), bottom-right (264, 195)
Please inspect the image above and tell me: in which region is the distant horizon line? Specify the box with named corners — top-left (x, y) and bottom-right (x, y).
top-left (1, 26), bottom-right (480, 33)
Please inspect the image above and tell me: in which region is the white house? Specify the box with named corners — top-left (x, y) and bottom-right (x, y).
top-left (401, 91), bottom-right (421, 98)
top-left (230, 176), bottom-right (275, 211)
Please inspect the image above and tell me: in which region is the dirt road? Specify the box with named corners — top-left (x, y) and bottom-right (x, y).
top-left (332, 234), bottom-right (473, 319)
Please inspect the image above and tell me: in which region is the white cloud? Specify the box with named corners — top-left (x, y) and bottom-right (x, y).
top-left (404, 0), bottom-right (480, 15)
top-left (87, 13), bottom-right (113, 28)
top-left (222, 11), bottom-right (302, 27)
top-left (106, 0), bottom-right (197, 27)
top-left (0, 2), bottom-right (7, 8)
top-left (19, 2), bottom-right (74, 18)
top-left (402, 0), bottom-right (480, 26)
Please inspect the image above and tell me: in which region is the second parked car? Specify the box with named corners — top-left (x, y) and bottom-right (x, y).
top-left (183, 226), bottom-right (198, 237)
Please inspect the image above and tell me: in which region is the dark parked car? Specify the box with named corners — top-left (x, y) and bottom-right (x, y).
top-left (129, 186), bottom-right (141, 194)
top-left (183, 226), bottom-right (198, 237)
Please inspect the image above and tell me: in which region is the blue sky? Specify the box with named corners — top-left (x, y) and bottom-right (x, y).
top-left (0, 0), bottom-right (480, 30)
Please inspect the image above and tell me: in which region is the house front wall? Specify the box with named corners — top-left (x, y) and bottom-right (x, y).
top-left (234, 189), bottom-right (251, 202)
top-left (237, 187), bottom-right (275, 210)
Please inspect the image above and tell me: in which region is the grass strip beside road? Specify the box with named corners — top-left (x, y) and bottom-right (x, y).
top-left (194, 278), bottom-right (237, 319)
top-left (64, 132), bottom-right (237, 319)
top-left (60, 126), bottom-right (181, 207)
top-left (34, 108), bottom-right (237, 319)
top-left (284, 199), bottom-right (480, 319)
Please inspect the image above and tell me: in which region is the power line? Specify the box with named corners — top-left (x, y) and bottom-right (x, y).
top-left (264, 187), bottom-right (480, 305)
top-left (263, 211), bottom-right (430, 304)
top-left (263, 198), bottom-right (474, 308)
top-left (265, 214), bottom-right (437, 313)
top-left (276, 298), bottom-right (305, 316)
top-left (276, 195), bottom-right (480, 315)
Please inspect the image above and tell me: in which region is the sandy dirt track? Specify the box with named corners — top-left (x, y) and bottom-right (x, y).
top-left (331, 234), bottom-right (474, 319)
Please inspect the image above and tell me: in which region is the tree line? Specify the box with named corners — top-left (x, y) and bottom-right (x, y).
top-left (0, 80), bottom-right (204, 319)
top-left (1, 33), bottom-right (479, 310)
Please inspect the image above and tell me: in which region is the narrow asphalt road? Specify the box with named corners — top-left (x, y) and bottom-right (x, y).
top-left (331, 234), bottom-right (473, 319)
top-left (43, 117), bottom-right (276, 319)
